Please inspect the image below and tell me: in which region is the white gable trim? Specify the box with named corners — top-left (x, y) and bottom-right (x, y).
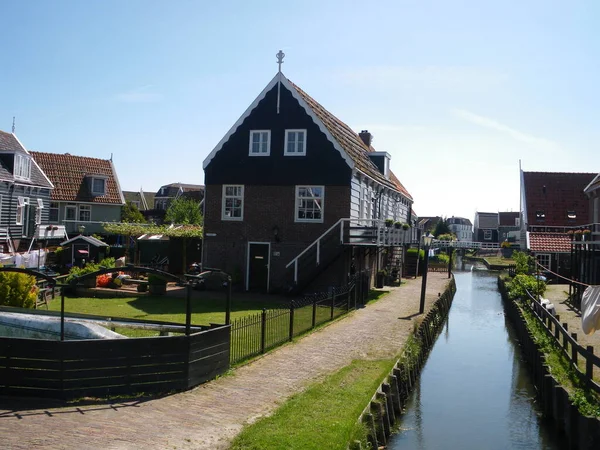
top-left (584, 173), bottom-right (600, 194)
top-left (202, 72), bottom-right (354, 170)
top-left (13, 134), bottom-right (55, 189)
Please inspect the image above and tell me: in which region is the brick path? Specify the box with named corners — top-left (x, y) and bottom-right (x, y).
top-left (0, 273), bottom-right (450, 450)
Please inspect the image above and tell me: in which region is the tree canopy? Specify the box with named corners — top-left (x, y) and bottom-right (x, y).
top-left (165, 197), bottom-right (203, 225)
top-left (121, 201), bottom-right (146, 223)
top-left (433, 218), bottom-right (451, 237)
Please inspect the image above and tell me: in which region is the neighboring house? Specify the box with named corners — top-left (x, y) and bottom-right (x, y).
top-left (520, 170), bottom-right (596, 277)
top-left (123, 189), bottom-right (155, 211)
top-left (447, 217), bottom-right (472, 241)
top-left (574, 173), bottom-right (600, 289)
top-left (0, 130), bottom-right (54, 252)
top-left (30, 151), bottom-right (125, 236)
top-left (498, 212), bottom-right (520, 245)
top-left (202, 69), bottom-right (414, 293)
top-left (473, 212), bottom-right (499, 243)
top-left (154, 183), bottom-right (204, 211)
top-left (418, 217), bottom-right (441, 235)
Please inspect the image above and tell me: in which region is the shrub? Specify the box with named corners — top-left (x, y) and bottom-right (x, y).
top-left (512, 251), bottom-right (534, 275)
top-left (66, 262), bottom-right (101, 284)
top-left (437, 233), bottom-right (453, 241)
top-left (407, 248), bottom-right (425, 260)
top-left (385, 219), bottom-right (394, 227)
top-left (98, 257), bottom-right (116, 268)
top-left (402, 223), bottom-right (410, 230)
top-left (432, 253), bottom-right (449, 264)
top-left (0, 269), bottom-right (37, 308)
top-left (506, 274), bottom-right (546, 300)
top-left (501, 240), bottom-right (511, 249)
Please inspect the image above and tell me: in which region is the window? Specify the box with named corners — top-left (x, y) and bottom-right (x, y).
top-left (14, 154), bottom-right (31, 180)
top-left (65, 204), bottom-right (77, 221)
top-left (249, 130), bottom-right (271, 156)
top-left (49, 202), bottom-right (59, 223)
top-left (536, 253), bottom-right (551, 269)
top-left (16, 197), bottom-right (28, 225)
top-left (515, 217), bottom-right (520, 227)
top-left (535, 210), bottom-right (546, 221)
top-left (35, 199), bottom-right (44, 225)
top-left (222, 185), bottom-right (244, 220)
top-left (483, 229), bottom-right (492, 240)
top-left (79, 205), bottom-right (91, 222)
top-left (295, 186), bottom-right (324, 222)
top-left (91, 177), bottom-right (106, 196)
top-left (567, 211), bottom-right (577, 221)
top-left (284, 130), bottom-right (306, 156)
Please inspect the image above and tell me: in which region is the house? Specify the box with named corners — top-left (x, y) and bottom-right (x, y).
top-left (447, 217), bottom-right (472, 241)
top-left (572, 173), bottom-right (600, 290)
top-left (202, 67), bottom-right (414, 293)
top-left (473, 212), bottom-right (499, 243)
top-left (30, 151), bottom-right (125, 236)
top-left (519, 170), bottom-right (596, 277)
top-left (123, 189), bottom-right (155, 211)
top-left (498, 212), bottom-right (520, 245)
top-left (154, 183), bottom-right (204, 211)
top-left (417, 217), bottom-right (442, 235)
top-left (0, 130), bottom-right (54, 253)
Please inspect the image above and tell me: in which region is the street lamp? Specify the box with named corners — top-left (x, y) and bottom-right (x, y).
top-left (419, 233), bottom-right (434, 314)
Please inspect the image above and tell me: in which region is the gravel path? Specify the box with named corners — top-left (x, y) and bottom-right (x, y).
top-left (0, 273), bottom-right (450, 450)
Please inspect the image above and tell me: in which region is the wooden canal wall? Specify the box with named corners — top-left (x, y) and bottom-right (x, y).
top-left (351, 277), bottom-right (457, 449)
top-left (499, 277), bottom-right (600, 449)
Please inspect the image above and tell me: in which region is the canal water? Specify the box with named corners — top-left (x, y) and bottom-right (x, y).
top-left (388, 263), bottom-right (567, 449)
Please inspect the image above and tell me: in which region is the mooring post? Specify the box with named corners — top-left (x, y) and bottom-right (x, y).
top-left (225, 276), bottom-right (232, 325)
top-left (448, 247), bottom-right (452, 279)
top-left (185, 283), bottom-right (192, 336)
top-left (60, 287), bottom-right (65, 341)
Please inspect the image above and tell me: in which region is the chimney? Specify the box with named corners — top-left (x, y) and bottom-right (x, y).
top-left (359, 130), bottom-right (372, 147)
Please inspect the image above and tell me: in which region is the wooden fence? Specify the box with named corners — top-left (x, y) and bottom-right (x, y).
top-left (0, 325), bottom-right (230, 399)
top-left (230, 272), bottom-right (369, 364)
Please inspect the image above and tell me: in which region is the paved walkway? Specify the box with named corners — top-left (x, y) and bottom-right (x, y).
top-left (0, 274), bottom-right (450, 450)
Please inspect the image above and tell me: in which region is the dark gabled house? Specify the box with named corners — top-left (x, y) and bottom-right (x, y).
top-left (417, 217), bottom-right (441, 235)
top-left (30, 151), bottom-right (125, 236)
top-left (202, 69), bottom-right (414, 293)
top-left (0, 130), bottom-right (54, 253)
top-left (123, 189), bottom-right (155, 211)
top-left (498, 211), bottom-right (520, 245)
top-left (520, 170), bottom-right (597, 277)
top-left (147, 182), bottom-right (204, 224)
top-left (473, 212), bottom-right (499, 243)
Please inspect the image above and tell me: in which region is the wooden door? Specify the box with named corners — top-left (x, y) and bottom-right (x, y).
top-left (248, 243), bottom-right (269, 291)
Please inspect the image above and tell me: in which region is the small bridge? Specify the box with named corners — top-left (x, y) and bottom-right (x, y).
top-left (432, 240), bottom-right (500, 249)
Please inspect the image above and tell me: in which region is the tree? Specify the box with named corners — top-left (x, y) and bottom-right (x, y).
top-left (122, 201), bottom-right (146, 223)
top-left (165, 197), bottom-right (202, 225)
top-left (433, 218), bottom-right (451, 237)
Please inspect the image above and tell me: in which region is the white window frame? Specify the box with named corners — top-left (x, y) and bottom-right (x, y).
top-left (221, 185), bottom-right (244, 221)
top-left (483, 229), bottom-right (492, 240)
top-left (14, 154), bottom-right (31, 181)
top-left (537, 253), bottom-right (551, 269)
top-left (295, 185), bottom-right (324, 223)
top-left (248, 130), bottom-right (271, 156)
top-left (91, 177), bottom-right (107, 196)
top-left (16, 196), bottom-right (27, 225)
top-left (284, 129), bottom-right (307, 156)
top-left (35, 199), bottom-right (44, 225)
top-left (49, 202), bottom-right (60, 223)
top-left (79, 204), bottom-right (92, 222)
top-left (65, 204), bottom-right (77, 221)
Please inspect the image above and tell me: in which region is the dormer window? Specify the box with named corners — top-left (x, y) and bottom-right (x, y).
top-left (90, 176), bottom-right (107, 196)
top-left (284, 130), bottom-right (306, 156)
top-left (567, 211), bottom-right (577, 221)
top-left (249, 130), bottom-right (271, 156)
top-left (14, 154), bottom-right (31, 180)
top-left (535, 210), bottom-right (546, 221)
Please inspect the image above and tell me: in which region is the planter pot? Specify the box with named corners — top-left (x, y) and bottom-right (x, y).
top-left (149, 284), bottom-right (167, 295)
top-left (375, 273), bottom-right (385, 288)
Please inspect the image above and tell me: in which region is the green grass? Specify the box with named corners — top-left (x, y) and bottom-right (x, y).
top-left (47, 293), bottom-right (287, 331)
top-left (484, 256), bottom-right (515, 267)
top-left (230, 358), bottom-right (397, 450)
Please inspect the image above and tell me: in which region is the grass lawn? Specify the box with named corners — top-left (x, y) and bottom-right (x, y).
top-left (484, 256), bottom-right (515, 267)
top-left (230, 358), bottom-right (396, 450)
top-left (47, 292), bottom-right (288, 334)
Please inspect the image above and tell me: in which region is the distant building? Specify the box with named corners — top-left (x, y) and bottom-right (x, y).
top-left (473, 212), bottom-right (499, 243)
top-left (123, 189), bottom-right (155, 211)
top-left (447, 217), bottom-right (472, 241)
top-left (498, 212), bottom-right (520, 246)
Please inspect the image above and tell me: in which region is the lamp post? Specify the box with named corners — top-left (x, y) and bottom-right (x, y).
top-left (419, 233), bottom-right (434, 314)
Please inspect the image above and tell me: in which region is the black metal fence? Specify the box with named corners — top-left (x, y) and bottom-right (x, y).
top-left (230, 271), bottom-right (370, 364)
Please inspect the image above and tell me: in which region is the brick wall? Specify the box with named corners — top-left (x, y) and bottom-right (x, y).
top-left (203, 184), bottom-right (351, 292)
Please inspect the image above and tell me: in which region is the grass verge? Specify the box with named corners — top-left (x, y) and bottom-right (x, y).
top-left (230, 358), bottom-right (397, 450)
top-left (519, 302), bottom-right (600, 417)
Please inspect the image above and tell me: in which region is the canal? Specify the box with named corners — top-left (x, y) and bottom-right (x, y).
top-left (388, 263), bottom-right (567, 449)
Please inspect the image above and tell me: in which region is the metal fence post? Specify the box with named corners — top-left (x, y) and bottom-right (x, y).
top-left (347, 286), bottom-right (351, 312)
top-left (185, 283), bottom-right (192, 336)
top-left (330, 291), bottom-right (335, 320)
top-left (260, 308), bottom-right (267, 354)
top-left (312, 297), bottom-right (317, 328)
top-left (225, 276), bottom-right (232, 325)
top-left (289, 301), bottom-right (295, 341)
top-left (60, 287), bottom-right (65, 342)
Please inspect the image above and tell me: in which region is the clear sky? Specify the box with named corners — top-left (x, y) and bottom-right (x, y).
top-left (2, 1), bottom-right (599, 222)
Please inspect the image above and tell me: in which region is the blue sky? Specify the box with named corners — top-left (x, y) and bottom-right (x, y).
top-left (2, 1), bottom-right (599, 221)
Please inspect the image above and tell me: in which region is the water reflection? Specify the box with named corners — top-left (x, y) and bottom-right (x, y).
top-left (388, 268), bottom-right (566, 449)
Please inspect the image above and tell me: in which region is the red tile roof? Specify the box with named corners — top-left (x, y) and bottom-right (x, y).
top-left (30, 151), bottom-right (124, 204)
top-left (529, 232), bottom-right (571, 253)
top-left (289, 80), bottom-right (413, 201)
top-left (523, 171), bottom-right (596, 227)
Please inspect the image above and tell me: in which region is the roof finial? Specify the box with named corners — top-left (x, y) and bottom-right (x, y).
top-left (12, 116), bottom-right (15, 134)
top-left (276, 50), bottom-right (285, 73)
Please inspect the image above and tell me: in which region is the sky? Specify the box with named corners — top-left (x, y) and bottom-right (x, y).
top-left (1, 1), bottom-right (599, 221)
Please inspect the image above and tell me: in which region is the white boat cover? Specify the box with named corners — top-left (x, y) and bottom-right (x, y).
top-left (581, 286), bottom-right (600, 335)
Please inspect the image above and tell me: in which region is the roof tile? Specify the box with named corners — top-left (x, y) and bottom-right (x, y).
top-left (529, 232), bottom-right (571, 253)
